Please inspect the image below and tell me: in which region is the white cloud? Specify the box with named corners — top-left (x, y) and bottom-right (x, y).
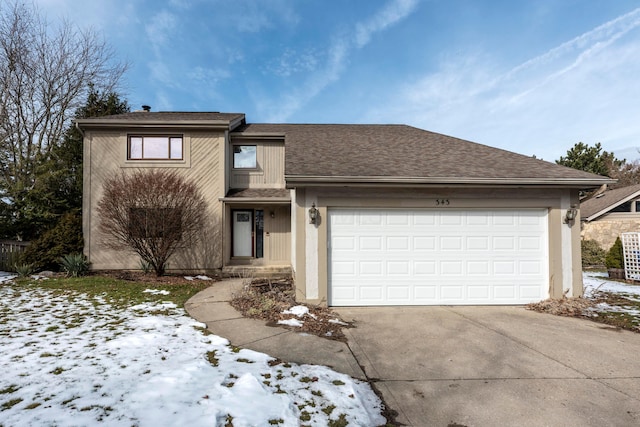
top-left (145, 10), bottom-right (177, 54)
top-left (355, 0), bottom-right (419, 48)
top-left (259, 0), bottom-right (418, 122)
top-left (266, 48), bottom-right (320, 77)
top-left (363, 7), bottom-right (640, 161)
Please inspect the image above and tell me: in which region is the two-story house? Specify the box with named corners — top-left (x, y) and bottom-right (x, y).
top-left (77, 111), bottom-right (612, 307)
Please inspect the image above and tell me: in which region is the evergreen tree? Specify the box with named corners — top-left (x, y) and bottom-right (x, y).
top-left (556, 142), bottom-right (623, 177)
top-left (10, 88), bottom-right (129, 241)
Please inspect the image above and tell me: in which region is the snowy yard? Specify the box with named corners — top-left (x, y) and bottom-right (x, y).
top-left (583, 271), bottom-right (640, 328)
top-left (0, 273), bottom-right (385, 427)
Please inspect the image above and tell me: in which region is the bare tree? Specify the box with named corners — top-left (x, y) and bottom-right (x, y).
top-left (97, 170), bottom-right (207, 276)
top-left (0, 2), bottom-right (126, 232)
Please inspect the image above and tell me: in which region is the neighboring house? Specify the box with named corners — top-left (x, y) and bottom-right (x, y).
top-left (581, 183), bottom-right (640, 250)
top-left (77, 111), bottom-right (612, 306)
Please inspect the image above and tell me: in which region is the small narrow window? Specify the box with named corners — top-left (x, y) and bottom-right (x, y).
top-left (128, 135), bottom-right (183, 160)
top-left (233, 145), bottom-right (257, 168)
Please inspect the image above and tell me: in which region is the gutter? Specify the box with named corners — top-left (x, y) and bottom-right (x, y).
top-left (75, 119), bottom-right (235, 130)
top-left (75, 121), bottom-right (85, 137)
top-left (284, 175), bottom-right (616, 188)
top-left (218, 197), bottom-right (291, 203)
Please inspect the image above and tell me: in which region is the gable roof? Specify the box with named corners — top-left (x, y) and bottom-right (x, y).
top-left (580, 183), bottom-right (640, 221)
top-left (77, 111), bottom-right (246, 130)
top-left (233, 123), bottom-right (613, 187)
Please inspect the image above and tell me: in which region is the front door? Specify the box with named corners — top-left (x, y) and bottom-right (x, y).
top-left (232, 210), bottom-right (253, 257)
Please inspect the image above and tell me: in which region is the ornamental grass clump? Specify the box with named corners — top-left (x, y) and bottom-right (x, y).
top-left (59, 253), bottom-right (90, 277)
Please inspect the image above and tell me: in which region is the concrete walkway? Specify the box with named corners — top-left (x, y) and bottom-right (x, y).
top-left (186, 280), bottom-right (640, 426)
top-left (184, 279), bottom-right (364, 378)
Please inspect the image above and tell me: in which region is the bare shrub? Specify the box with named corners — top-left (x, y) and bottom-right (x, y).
top-left (97, 170), bottom-right (206, 276)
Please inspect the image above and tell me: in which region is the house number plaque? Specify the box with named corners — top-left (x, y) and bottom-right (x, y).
top-left (435, 199), bottom-right (450, 206)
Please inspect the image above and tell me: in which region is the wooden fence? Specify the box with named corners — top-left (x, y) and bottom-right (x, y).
top-left (0, 240), bottom-right (29, 271)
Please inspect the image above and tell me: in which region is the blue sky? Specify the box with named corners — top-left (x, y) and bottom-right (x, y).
top-left (36, 0), bottom-right (640, 162)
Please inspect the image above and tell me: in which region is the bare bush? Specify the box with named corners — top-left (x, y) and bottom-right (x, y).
top-left (97, 170), bottom-right (207, 276)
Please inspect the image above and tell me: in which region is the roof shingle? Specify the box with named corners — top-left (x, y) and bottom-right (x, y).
top-left (233, 123), bottom-right (612, 184)
top-left (580, 184), bottom-right (640, 220)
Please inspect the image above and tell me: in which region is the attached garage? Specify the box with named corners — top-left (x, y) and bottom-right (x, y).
top-left (273, 123), bottom-right (612, 306)
top-left (328, 208), bottom-right (549, 306)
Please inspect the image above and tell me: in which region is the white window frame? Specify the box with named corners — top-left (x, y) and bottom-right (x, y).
top-left (233, 145), bottom-right (257, 169)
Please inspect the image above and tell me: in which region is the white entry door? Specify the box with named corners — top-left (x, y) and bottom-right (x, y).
top-left (328, 208), bottom-right (549, 306)
top-left (233, 211), bottom-right (253, 257)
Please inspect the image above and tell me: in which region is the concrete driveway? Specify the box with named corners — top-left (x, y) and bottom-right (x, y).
top-left (335, 305), bottom-right (640, 426)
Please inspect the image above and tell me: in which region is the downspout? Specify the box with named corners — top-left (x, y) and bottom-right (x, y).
top-left (75, 121), bottom-right (85, 137)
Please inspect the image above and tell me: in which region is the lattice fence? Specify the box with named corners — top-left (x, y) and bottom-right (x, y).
top-left (621, 232), bottom-right (640, 281)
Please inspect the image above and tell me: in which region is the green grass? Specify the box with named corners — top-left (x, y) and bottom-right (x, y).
top-left (11, 275), bottom-right (210, 309)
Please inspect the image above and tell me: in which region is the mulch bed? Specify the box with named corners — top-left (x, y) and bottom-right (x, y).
top-left (94, 270), bottom-right (220, 285)
top-left (526, 296), bottom-right (595, 317)
top-left (230, 278), bottom-right (353, 341)
top-left (526, 293), bottom-right (640, 332)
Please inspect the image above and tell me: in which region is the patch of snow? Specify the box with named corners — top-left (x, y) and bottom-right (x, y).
top-left (583, 271), bottom-right (640, 298)
top-left (143, 288), bottom-right (171, 295)
top-left (0, 285), bottom-right (385, 426)
top-left (0, 271), bottom-right (16, 284)
top-left (30, 274), bottom-right (49, 281)
top-left (283, 305), bottom-right (315, 318)
top-left (184, 275), bottom-right (213, 281)
top-left (329, 319), bottom-right (349, 326)
top-left (278, 318), bottom-right (304, 327)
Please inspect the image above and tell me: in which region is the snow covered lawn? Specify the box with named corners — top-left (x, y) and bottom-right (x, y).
top-left (582, 271), bottom-right (640, 330)
top-left (0, 276), bottom-right (385, 426)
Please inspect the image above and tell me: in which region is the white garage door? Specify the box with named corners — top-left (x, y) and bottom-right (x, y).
top-left (328, 208), bottom-right (548, 306)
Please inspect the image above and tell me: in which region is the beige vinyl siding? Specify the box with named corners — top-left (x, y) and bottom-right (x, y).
top-left (266, 206), bottom-right (291, 262)
top-left (84, 130), bottom-right (226, 271)
top-left (230, 141), bottom-right (284, 189)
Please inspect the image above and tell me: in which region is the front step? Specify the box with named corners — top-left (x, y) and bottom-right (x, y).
top-left (221, 265), bottom-right (292, 280)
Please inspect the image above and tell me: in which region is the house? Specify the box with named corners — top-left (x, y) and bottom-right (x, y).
top-left (581, 183), bottom-right (640, 250)
top-left (77, 111), bottom-right (612, 306)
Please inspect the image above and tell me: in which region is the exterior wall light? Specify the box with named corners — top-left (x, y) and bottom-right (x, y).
top-left (308, 203), bottom-right (319, 224)
top-left (564, 205), bottom-right (578, 225)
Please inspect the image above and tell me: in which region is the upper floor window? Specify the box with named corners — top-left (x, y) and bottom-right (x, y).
top-left (233, 145), bottom-right (257, 168)
top-left (129, 135), bottom-right (183, 160)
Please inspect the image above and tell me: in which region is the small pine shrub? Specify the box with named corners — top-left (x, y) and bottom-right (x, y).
top-left (59, 253), bottom-right (90, 277)
top-left (605, 237), bottom-right (624, 269)
top-left (581, 239), bottom-right (605, 267)
top-left (20, 211), bottom-right (83, 271)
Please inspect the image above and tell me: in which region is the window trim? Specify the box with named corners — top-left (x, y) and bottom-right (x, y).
top-left (128, 134), bottom-right (184, 161)
top-left (233, 144), bottom-right (258, 169)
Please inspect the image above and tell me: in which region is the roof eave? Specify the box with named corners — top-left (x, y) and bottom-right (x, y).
top-left (219, 197), bottom-right (291, 203)
top-left (75, 119), bottom-right (238, 130)
top-left (284, 175), bottom-right (615, 188)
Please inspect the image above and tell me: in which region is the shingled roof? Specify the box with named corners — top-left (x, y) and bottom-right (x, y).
top-left (581, 184), bottom-right (640, 221)
top-left (77, 111), bottom-right (246, 128)
top-left (233, 123), bottom-right (613, 187)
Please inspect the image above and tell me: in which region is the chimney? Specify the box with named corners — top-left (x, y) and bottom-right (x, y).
top-left (141, 105), bottom-right (151, 112)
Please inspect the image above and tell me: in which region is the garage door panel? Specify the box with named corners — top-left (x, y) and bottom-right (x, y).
top-left (329, 209), bottom-right (548, 306)
top-left (359, 236), bottom-right (382, 250)
top-left (387, 236), bottom-right (410, 250)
